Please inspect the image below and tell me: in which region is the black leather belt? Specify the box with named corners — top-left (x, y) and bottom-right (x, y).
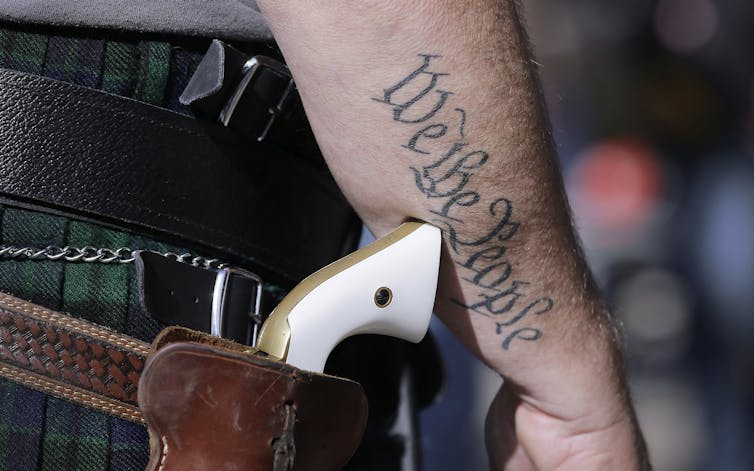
top-left (0, 67), bottom-right (360, 288)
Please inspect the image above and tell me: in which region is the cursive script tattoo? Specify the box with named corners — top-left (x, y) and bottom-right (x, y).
top-left (375, 54), bottom-right (555, 350)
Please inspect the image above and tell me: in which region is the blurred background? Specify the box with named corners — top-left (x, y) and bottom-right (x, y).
top-left (419, 1), bottom-right (754, 469)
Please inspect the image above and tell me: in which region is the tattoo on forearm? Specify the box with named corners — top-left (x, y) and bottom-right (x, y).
top-left (374, 54), bottom-right (555, 350)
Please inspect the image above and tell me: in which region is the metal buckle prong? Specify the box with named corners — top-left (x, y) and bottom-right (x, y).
top-left (211, 266), bottom-right (264, 345)
top-left (260, 78), bottom-right (296, 142)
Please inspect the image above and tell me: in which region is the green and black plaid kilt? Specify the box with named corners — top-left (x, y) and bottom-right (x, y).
top-left (0, 24), bottom-right (414, 471)
top-left (0, 27), bottom-right (216, 471)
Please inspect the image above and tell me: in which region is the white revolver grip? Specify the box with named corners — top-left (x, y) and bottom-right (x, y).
top-left (284, 223), bottom-right (441, 372)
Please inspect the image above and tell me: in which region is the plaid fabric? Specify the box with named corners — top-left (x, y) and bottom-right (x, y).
top-left (0, 204), bottom-right (191, 471)
top-left (0, 26), bottom-right (399, 471)
top-left (0, 29), bottom-right (198, 112)
top-left (0, 28), bottom-right (209, 470)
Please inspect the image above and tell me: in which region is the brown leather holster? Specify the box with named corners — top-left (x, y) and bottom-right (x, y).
top-left (139, 328), bottom-right (368, 471)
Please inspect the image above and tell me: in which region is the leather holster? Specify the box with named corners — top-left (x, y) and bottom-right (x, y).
top-left (138, 328), bottom-right (368, 471)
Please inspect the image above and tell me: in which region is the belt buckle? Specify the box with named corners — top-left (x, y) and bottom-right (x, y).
top-left (211, 266), bottom-right (265, 346)
top-left (218, 55), bottom-right (296, 142)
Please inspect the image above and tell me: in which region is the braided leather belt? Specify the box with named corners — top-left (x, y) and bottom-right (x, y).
top-left (0, 291), bottom-right (148, 423)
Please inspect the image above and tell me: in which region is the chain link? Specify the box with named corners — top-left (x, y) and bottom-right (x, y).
top-left (0, 245), bottom-right (223, 269)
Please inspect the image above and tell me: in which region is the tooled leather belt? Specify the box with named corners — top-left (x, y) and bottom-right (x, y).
top-left (0, 291), bottom-right (147, 423)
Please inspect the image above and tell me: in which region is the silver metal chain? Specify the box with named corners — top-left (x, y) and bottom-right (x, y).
top-left (0, 245), bottom-right (223, 269)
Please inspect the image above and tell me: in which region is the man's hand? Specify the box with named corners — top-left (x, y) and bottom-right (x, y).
top-left (254, 1), bottom-right (649, 468)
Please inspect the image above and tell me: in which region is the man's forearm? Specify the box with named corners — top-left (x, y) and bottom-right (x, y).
top-left (256, 1), bottom-right (645, 468)
top-left (258, 0), bottom-right (609, 387)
